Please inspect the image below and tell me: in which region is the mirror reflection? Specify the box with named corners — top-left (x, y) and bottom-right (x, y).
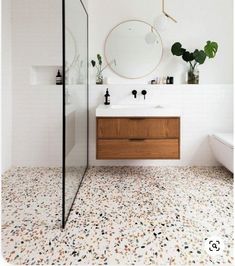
top-left (105, 20), bottom-right (163, 79)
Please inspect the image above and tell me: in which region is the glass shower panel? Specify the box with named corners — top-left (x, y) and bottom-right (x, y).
top-left (62, 0), bottom-right (88, 227)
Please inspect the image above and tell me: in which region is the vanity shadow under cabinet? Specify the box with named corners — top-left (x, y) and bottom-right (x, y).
top-left (96, 117), bottom-right (180, 159)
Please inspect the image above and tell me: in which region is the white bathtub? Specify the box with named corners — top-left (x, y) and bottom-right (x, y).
top-left (209, 133), bottom-right (233, 173)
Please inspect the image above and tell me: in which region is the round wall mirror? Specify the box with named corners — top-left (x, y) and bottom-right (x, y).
top-left (104, 20), bottom-right (163, 79)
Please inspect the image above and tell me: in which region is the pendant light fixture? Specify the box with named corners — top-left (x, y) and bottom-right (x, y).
top-left (154, 0), bottom-right (177, 31)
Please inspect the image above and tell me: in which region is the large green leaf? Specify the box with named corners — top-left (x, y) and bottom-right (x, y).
top-left (182, 51), bottom-right (194, 62)
top-left (194, 49), bottom-right (207, 64)
top-left (171, 42), bottom-right (185, 56)
top-left (204, 41), bottom-right (218, 58)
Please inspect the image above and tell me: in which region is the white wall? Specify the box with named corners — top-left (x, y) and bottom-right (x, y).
top-left (1, 0), bottom-right (12, 174)
top-left (89, 84), bottom-right (233, 166)
top-left (89, 0), bottom-right (233, 85)
top-left (11, 0), bottom-right (62, 167)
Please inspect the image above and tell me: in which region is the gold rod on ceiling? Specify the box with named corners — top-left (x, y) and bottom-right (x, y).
top-left (161, 0), bottom-right (177, 23)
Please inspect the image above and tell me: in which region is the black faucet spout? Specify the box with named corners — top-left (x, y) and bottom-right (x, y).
top-left (141, 90), bottom-right (147, 100)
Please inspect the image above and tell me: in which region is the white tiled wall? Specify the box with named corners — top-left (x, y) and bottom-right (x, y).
top-left (1, 0), bottom-right (12, 174)
top-left (11, 0), bottom-right (62, 167)
top-left (89, 84), bottom-right (233, 166)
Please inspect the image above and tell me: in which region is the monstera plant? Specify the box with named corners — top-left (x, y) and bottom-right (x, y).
top-left (171, 41), bottom-right (218, 84)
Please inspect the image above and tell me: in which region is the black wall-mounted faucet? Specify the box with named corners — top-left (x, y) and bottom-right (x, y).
top-left (132, 90), bottom-right (137, 99)
top-left (141, 90), bottom-right (147, 100)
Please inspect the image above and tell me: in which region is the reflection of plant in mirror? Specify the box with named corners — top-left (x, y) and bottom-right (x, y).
top-left (65, 55), bottom-right (84, 84)
top-left (74, 55), bottom-right (84, 84)
top-left (171, 41), bottom-right (218, 84)
top-left (91, 54), bottom-right (116, 84)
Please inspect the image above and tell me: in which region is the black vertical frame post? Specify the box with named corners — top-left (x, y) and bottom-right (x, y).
top-left (62, 0), bottom-right (66, 229)
top-left (61, 0), bottom-right (89, 229)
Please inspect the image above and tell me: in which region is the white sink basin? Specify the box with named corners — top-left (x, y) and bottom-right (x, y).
top-left (111, 104), bottom-right (164, 109)
top-left (96, 104), bottom-right (180, 117)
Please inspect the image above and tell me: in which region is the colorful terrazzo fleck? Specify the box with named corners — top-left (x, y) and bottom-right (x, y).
top-left (1, 166), bottom-right (233, 265)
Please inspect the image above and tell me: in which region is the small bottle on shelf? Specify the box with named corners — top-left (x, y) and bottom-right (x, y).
top-left (56, 70), bottom-right (62, 85)
top-left (104, 88), bottom-right (110, 105)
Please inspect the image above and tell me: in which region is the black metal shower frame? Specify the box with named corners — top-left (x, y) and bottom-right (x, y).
top-left (62, 0), bottom-right (89, 229)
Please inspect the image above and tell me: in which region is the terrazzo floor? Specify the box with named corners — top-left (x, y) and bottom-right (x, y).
top-left (1, 166), bottom-right (234, 265)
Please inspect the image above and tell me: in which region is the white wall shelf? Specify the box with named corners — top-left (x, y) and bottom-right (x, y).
top-left (91, 84), bottom-right (232, 88)
top-left (30, 65), bottom-right (62, 85)
top-left (31, 84), bottom-right (63, 88)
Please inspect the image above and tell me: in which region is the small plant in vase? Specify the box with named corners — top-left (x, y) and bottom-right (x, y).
top-left (91, 54), bottom-right (116, 84)
top-left (171, 41), bottom-right (218, 84)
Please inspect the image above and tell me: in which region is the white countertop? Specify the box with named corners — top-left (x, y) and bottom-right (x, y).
top-left (96, 104), bottom-right (181, 117)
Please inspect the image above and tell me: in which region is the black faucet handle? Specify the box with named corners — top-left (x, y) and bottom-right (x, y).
top-left (141, 90), bottom-right (147, 99)
top-left (132, 90), bottom-right (137, 98)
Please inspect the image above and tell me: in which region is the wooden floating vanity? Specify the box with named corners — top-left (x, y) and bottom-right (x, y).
top-left (96, 117), bottom-right (180, 159)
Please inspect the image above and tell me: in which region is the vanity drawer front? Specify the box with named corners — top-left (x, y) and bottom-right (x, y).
top-left (97, 118), bottom-right (180, 139)
top-left (97, 139), bottom-right (179, 159)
